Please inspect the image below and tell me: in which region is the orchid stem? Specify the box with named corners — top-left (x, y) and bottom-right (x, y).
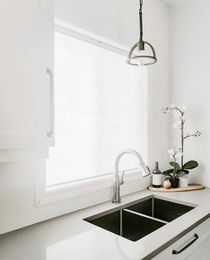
top-left (181, 119), bottom-right (184, 168)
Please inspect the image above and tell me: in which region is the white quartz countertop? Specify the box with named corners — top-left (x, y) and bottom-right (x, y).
top-left (0, 189), bottom-right (210, 260)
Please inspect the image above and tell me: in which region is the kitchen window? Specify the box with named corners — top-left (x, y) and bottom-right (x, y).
top-left (43, 23), bottom-right (148, 198)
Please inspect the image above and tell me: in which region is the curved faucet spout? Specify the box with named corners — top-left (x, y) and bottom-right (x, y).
top-left (112, 149), bottom-right (150, 204)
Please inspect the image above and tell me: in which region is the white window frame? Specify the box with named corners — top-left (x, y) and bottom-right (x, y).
top-left (35, 19), bottom-right (149, 207)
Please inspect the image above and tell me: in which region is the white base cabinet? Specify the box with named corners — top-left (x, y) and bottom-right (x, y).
top-left (186, 229), bottom-right (210, 260)
top-left (154, 217), bottom-right (210, 260)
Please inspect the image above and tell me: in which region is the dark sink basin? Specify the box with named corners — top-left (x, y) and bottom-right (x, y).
top-left (85, 196), bottom-right (195, 242)
top-left (127, 197), bottom-right (194, 222)
top-left (86, 209), bottom-right (165, 242)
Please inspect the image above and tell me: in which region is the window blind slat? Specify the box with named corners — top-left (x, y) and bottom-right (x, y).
top-left (46, 31), bottom-right (145, 186)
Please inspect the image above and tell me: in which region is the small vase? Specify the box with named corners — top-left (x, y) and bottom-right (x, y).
top-left (171, 178), bottom-right (179, 188)
top-left (179, 175), bottom-right (189, 188)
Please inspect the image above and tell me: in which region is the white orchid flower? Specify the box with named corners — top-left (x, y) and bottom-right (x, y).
top-left (181, 106), bottom-right (186, 112)
top-left (162, 103), bottom-right (185, 118)
top-left (184, 130), bottom-right (202, 139)
top-left (172, 110), bottom-right (182, 120)
top-left (168, 149), bottom-right (175, 160)
top-left (173, 120), bottom-right (181, 129)
top-left (181, 114), bottom-right (186, 121)
top-left (175, 149), bottom-right (183, 159)
top-left (162, 107), bottom-right (168, 114)
top-left (168, 148), bottom-right (183, 161)
top-left (194, 131), bottom-right (201, 137)
top-left (169, 103), bottom-right (176, 109)
top-left (164, 103), bottom-right (201, 169)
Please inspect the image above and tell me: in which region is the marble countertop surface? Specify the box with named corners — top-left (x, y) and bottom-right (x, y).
top-left (0, 188), bottom-right (210, 260)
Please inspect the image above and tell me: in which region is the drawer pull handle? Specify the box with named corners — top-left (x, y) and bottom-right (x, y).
top-left (172, 233), bottom-right (199, 255)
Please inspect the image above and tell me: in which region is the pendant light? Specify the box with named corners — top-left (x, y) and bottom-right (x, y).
top-left (127, 0), bottom-right (157, 66)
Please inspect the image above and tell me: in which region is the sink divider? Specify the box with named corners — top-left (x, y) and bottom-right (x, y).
top-left (123, 209), bottom-right (169, 225)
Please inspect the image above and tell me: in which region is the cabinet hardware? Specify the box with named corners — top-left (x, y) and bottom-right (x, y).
top-left (172, 233), bottom-right (199, 255)
top-left (46, 68), bottom-right (54, 137)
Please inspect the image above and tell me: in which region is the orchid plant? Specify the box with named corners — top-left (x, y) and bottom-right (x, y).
top-left (162, 104), bottom-right (201, 181)
top-left (163, 148), bottom-right (198, 180)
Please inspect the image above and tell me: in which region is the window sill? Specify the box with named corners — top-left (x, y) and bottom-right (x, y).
top-left (35, 170), bottom-right (151, 207)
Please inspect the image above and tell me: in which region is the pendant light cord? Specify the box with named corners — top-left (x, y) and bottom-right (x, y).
top-left (139, 0), bottom-right (143, 42)
top-left (127, 0), bottom-right (157, 66)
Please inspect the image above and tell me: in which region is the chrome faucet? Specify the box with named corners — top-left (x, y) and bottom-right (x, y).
top-left (112, 149), bottom-right (151, 204)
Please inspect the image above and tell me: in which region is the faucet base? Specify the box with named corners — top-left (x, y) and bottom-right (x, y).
top-left (112, 199), bottom-right (121, 204)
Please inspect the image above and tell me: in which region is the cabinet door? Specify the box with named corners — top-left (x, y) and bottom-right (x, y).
top-left (186, 230), bottom-right (210, 259)
top-left (153, 217), bottom-right (210, 259)
top-left (0, 0), bottom-right (54, 151)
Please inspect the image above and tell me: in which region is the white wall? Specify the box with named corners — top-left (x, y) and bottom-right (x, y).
top-left (170, 0), bottom-right (210, 187)
top-left (0, 0), bottom-right (170, 234)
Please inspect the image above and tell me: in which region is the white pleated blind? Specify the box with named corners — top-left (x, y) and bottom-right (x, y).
top-left (46, 30), bottom-right (146, 187)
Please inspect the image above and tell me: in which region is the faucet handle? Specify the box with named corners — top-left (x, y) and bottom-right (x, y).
top-left (120, 171), bottom-right (126, 185)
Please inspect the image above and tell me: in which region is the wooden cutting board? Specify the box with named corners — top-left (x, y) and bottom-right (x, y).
top-left (148, 184), bottom-right (205, 192)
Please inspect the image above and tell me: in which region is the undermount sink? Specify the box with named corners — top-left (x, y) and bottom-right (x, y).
top-left (126, 196), bottom-right (194, 223)
top-left (84, 195), bottom-right (195, 242)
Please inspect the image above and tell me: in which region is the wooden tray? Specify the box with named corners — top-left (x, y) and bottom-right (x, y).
top-left (148, 184), bottom-right (205, 192)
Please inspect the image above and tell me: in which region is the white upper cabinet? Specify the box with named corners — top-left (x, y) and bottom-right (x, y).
top-left (0, 0), bottom-right (54, 152)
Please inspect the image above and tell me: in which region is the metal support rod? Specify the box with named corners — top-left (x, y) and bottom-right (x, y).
top-left (181, 119), bottom-right (184, 168)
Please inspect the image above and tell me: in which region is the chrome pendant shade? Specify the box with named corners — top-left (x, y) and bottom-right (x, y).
top-left (127, 0), bottom-right (157, 66)
top-left (128, 41), bottom-right (157, 66)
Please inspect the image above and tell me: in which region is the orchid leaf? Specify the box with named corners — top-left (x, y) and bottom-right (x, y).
top-left (183, 160), bottom-right (198, 170)
top-left (162, 169), bottom-right (173, 176)
top-left (169, 161), bottom-right (181, 170)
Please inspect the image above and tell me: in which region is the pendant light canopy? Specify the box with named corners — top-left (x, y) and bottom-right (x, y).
top-left (127, 0), bottom-right (157, 66)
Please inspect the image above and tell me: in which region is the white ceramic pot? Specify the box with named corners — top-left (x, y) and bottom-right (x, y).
top-left (179, 175), bottom-right (189, 188)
